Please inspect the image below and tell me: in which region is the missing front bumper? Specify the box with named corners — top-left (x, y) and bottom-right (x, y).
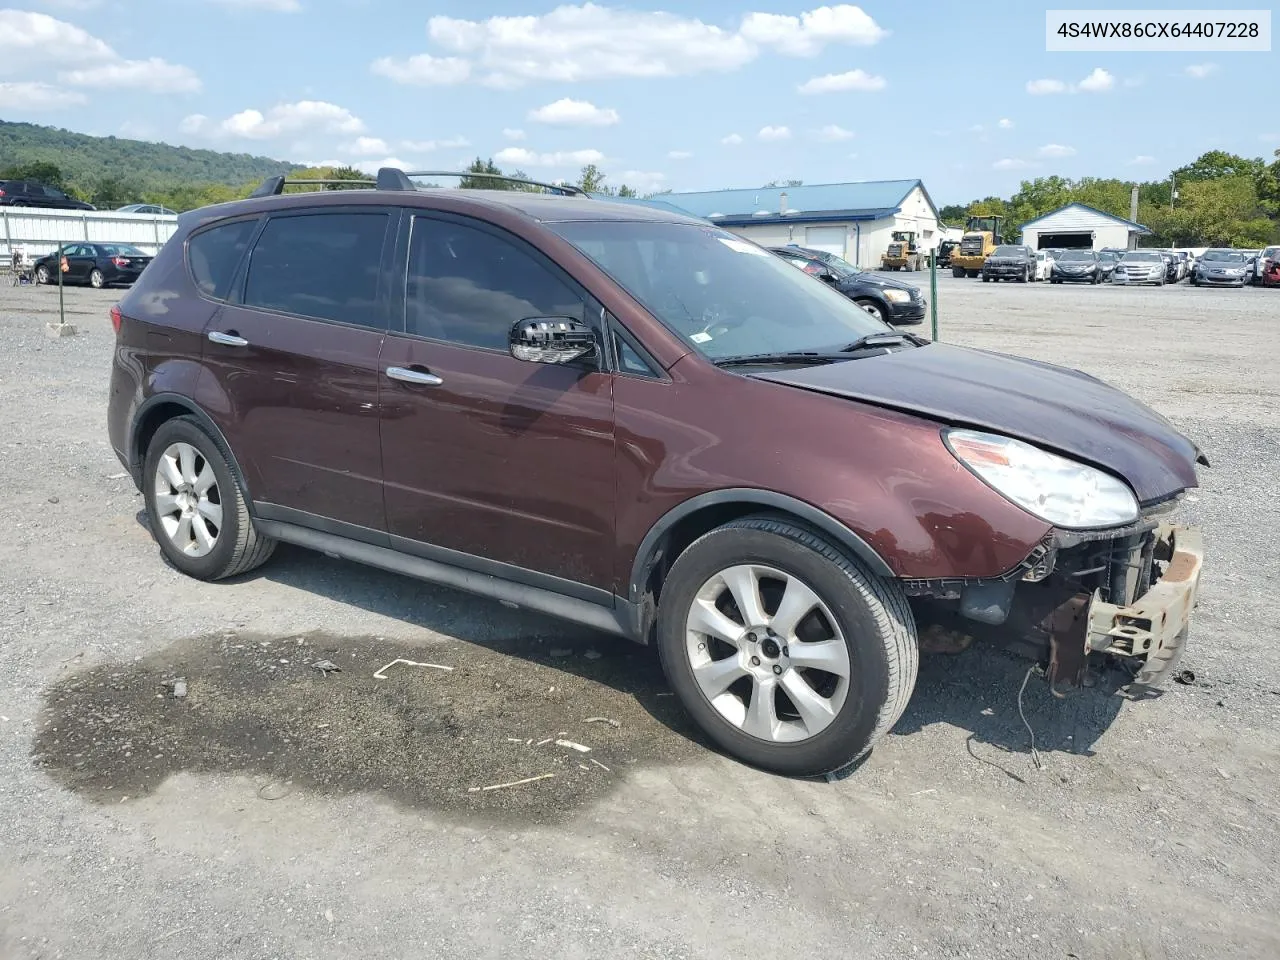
top-left (1046, 524), bottom-right (1203, 690)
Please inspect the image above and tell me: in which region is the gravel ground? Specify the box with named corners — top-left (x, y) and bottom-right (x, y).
top-left (1, 275), bottom-right (1278, 960)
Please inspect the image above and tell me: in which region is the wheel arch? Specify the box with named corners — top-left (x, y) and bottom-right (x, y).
top-left (628, 489), bottom-right (894, 612)
top-left (130, 393), bottom-right (253, 505)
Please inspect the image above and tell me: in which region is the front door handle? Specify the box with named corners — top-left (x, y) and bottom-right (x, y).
top-left (386, 366), bottom-right (443, 386)
top-left (208, 330), bottom-right (249, 347)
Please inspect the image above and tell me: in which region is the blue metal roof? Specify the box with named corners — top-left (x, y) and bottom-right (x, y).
top-left (1019, 202), bottom-right (1152, 235)
top-left (656, 179), bottom-right (933, 226)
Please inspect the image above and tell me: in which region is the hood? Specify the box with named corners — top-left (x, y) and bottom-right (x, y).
top-left (752, 342), bottom-right (1202, 505)
top-left (841, 272), bottom-right (916, 293)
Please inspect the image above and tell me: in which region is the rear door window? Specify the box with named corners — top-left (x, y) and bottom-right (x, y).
top-left (243, 212), bottom-right (390, 327)
top-left (188, 219), bottom-right (258, 301)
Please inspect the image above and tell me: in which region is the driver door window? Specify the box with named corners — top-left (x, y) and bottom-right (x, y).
top-left (405, 217), bottom-right (586, 349)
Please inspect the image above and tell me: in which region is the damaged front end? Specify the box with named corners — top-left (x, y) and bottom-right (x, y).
top-left (907, 503), bottom-right (1204, 696)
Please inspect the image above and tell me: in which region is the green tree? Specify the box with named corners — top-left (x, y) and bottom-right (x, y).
top-left (617, 184), bottom-right (637, 198)
top-left (937, 203), bottom-right (967, 224)
top-left (0, 160), bottom-right (66, 188)
top-left (577, 163), bottom-right (608, 193)
top-left (1255, 148), bottom-right (1280, 218)
top-left (324, 165), bottom-right (373, 190)
top-left (459, 157), bottom-right (517, 190)
top-left (1174, 150), bottom-right (1264, 183)
top-left (90, 174), bottom-right (142, 208)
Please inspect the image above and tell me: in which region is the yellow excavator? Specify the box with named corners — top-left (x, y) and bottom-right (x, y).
top-left (950, 215), bottom-right (1004, 278)
top-left (880, 231), bottom-right (922, 271)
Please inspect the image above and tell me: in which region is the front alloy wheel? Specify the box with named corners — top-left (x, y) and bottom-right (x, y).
top-left (686, 564), bottom-right (850, 743)
top-left (656, 516), bottom-right (918, 777)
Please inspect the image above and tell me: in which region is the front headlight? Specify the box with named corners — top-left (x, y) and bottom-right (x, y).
top-left (882, 289), bottom-right (911, 303)
top-left (944, 429), bottom-right (1139, 529)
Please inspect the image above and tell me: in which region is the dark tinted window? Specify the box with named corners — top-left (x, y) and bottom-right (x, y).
top-left (406, 217), bottom-right (584, 350)
top-left (244, 213), bottom-right (389, 326)
top-left (189, 219), bottom-right (257, 301)
top-left (1058, 250), bottom-right (1097, 261)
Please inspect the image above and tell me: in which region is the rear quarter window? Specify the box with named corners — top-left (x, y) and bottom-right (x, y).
top-left (188, 219), bottom-right (258, 301)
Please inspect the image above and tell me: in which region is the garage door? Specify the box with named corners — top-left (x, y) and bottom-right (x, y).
top-left (1038, 232), bottom-right (1093, 249)
top-left (804, 226), bottom-right (846, 257)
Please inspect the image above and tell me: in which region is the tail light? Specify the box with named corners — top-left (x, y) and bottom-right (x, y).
top-left (803, 262), bottom-right (823, 275)
top-left (110, 304), bottom-right (122, 335)
top-left (111, 256), bottom-right (129, 267)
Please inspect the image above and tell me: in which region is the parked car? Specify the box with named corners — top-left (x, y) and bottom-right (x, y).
top-left (32, 243), bottom-right (153, 288)
top-left (1261, 250), bottom-right (1280, 287)
top-left (116, 203), bottom-right (178, 216)
top-left (107, 171), bottom-right (1208, 777)
top-left (1050, 249), bottom-right (1103, 284)
top-left (1163, 250), bottom-right (1189, 283)
top-left (1112, 250), bottom-right (1167, 286)
top-left (981, 244), bottom-right (1036, 282)
top-left (769, 245), bottom-right (925, 325)
top-left (1189, 249), bottom-right (1250, 287)
top-left (1096, 250), bottom-right (1120, 280)
top-left (1255, 245), bottom-right (1280, 285)
top-left (1033, 250), bottom-right (1053, 281)
top-left (0, 180), bottom-right (94, 210)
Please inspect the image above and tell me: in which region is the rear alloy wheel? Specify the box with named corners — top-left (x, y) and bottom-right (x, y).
top-left (143, 416), bottom-right (276, 580)
top-left (656, 516), bottom-right (918, 777)
top-left (89, 268), bottom-right (105, 289)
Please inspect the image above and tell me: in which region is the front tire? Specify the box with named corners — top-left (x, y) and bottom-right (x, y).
top-left (35, 264), bottom-right (50, 285)
top-left (142, 416), bottom-right (276, 581)
top-left (951, 266), bottom-right (964, 278)
top-left (854, 298), bottom-right (889, 324)
top-left (655, 516), bottom-right (918, 777)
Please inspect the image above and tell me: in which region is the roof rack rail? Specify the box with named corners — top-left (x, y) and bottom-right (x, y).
top-left (376, 168), bottom-right (586, 197)
top-left (249, 176), bottom-right (377, 198)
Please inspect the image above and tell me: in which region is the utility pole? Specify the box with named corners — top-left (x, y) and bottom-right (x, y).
top-left (1170, 173), bottom-right (1177, 211)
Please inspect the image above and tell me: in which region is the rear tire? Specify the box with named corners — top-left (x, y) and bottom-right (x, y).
top-left (655, 516), bottom-right (918, 777)
top-left (951, 267), bottom-right (964, 278)
top-left (142, 416), bottom-right (276, 581)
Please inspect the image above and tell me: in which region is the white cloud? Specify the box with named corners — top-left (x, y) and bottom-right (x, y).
top-left (493, 146), bottom-right (605, 167)
top-left (0, 11), bottom-right (199, 94)
top-left (1128, 155), bottom-right (1156, 165)
top-left (721, 133), bottom-right (743, 146)
top-left (1037, 143), bottom-right (1076, 158)
top-left (377, 4), bottom-right (887, 88)
top-left (1027, 67), bottom-right (1113, 95)
top-left (344, 136), bottom-right (390, 156)
top-left (814, 124), bottom-right (854, 142)
top-left (370, 54), bottom-right (471, 85)
top-left (59, 57), bottom-right (201, 93)
top-left (528, 98), bottom-right (619, 126)
top-left (400, 135), bottom-right (470, 152)
top-left (993, 158), bottom-right (1033, 170)
top-left (738, 5), bottom-right (887, 56)
top-left (1077, 67), bottom-right (1114, 92)
top-left (758, 125), bottom-right (791, 141)
top-left (503, 128), bottom-right (525, 140)
top-left (1184, 63), bottom-right (1217, 79)
top-left (350, 157), bottom-right (408, 175)
top-left (615, 169), bottom-right (666, 193)
top-left (211, 0), bottom-right (300, 9)
top-left (1026, 78), bottom-right (1067, 95)
top-left (0, 80), bottom-right (86, 110)
top-left (998, 117), bottom-right (1013, 129)
top-left (200, 101), bottom-right (365, 140)
top-left (667, 150), bottom-right (692, 159)
top-left (797, 68), bottom-right (885, 94)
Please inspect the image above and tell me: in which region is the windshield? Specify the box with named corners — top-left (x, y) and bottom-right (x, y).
top-left (992, 246), bottom-right (1024, 257)
top-left (1122, 252), bottom-right (1161, 262)
top-left (1202, 250), bottom-right (1244, 262)
top-left (551, 221), bottom-right (887, 359)
top-left (812, 250), bottom-right (861, 276)
top-left (1058, 250), bottom-right (1096, 262)
top-left (1097, 251), bottom-right (1119, 261)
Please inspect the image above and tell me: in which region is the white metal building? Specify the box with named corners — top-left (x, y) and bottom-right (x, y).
top-left (1, 207), bottom-right (178, 260)
top-left (656, 179), bottom-right (941, 267)
top-left (1018, 202), bottom-right (1151, 251)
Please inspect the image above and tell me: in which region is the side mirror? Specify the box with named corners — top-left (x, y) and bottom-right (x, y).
top-left (509, 316), bottom-right (597, 365)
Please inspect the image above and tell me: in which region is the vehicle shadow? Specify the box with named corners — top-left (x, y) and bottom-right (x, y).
top-left (240, 542), bottom-right (1127, 771)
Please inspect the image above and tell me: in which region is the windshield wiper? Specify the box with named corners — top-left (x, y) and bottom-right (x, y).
top-left (711, 350), bottom-right (848, 367)
top-left (839, 332), bottom-right (914, 352)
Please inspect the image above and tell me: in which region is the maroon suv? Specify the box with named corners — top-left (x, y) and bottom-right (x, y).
top-left (107, 170), bottom-right (1208, 776)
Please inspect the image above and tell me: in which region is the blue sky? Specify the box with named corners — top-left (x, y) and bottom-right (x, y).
top-left (1, 1), bottom-right (1275, 202)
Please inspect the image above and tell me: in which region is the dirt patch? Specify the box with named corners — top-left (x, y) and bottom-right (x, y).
top-left (32, 631), bottom-right (705, 823)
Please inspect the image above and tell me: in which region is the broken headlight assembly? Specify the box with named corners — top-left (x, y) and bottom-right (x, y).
top-left (944, 429), bottom-right (1140, 530)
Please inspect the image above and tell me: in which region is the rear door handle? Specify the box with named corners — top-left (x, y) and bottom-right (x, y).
top-left (386, 366), bottom-right (443, 386)
top-left (208, 331), bottom-right (249, 347)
